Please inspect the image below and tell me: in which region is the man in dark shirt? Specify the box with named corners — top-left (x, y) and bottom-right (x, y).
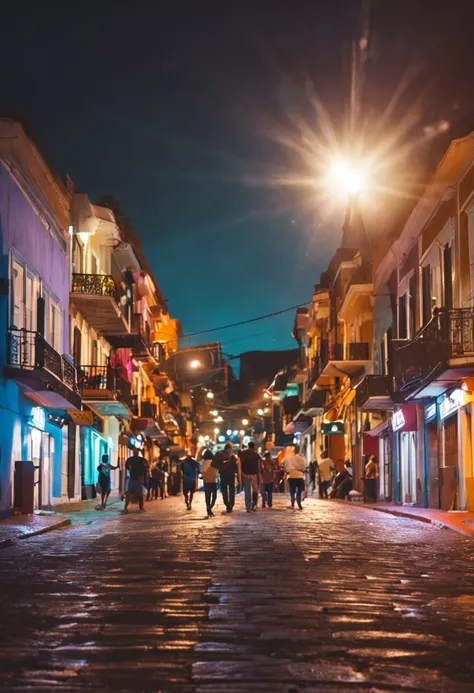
top-left (124, 452), bottom-right (148, 512)
top-left (181, 452), bottom-right (200, 510)
top-left (215, 443), bottom-right (241, 513)
top-left (239, 441), bottom-right (261, 512)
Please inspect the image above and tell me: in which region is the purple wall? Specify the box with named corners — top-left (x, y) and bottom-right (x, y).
top-left (0, 165), bottom-right (70, 352)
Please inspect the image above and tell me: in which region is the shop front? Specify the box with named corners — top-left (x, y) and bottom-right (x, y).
top-left (437, 389), bottom-right (469, 511)
top-left (391, 404), bottom-right (419, 505)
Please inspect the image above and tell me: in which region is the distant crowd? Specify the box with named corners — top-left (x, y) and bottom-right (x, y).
top-left (96, 444), bottom-right (379, 515)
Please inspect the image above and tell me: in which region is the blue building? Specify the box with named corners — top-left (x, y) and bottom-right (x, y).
top-left (0, 119), bottom-right (81, 516)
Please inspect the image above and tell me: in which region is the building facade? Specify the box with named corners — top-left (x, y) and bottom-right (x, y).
top-left (0, 120), bottom-right (81, 516)
top-left (0, 119), bottom-right (187, 517)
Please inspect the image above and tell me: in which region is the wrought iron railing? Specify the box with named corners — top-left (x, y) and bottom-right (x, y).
top-left (393, 308), bottom-right (469, 391)
top-left (356, 374), bottom-right (391, 408)
top-left (71, 273), bottom-right (119, 298)
top-left (140, 400), bottom-right (157, 418)
top-left (78, 364), bottom-right (132, 404)
top-left (7, 328), bottom-right (77, 388)
top-left (348, 342), bottom-right (370, 360)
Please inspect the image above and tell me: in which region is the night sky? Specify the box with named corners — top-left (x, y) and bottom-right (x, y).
top-left (2, 1), bottom-right (474, 361)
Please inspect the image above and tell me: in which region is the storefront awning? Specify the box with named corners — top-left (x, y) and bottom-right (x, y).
top-left (363, 431), bottom-right (379, 455)
top-left (367, 419), bottom-right (391, 437)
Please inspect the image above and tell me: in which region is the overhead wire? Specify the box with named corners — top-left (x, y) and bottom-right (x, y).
top-left (179, 301), bottom-right (309, 341)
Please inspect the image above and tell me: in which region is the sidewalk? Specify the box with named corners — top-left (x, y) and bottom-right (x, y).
top-left (353, 501), bottom-right (474, 537)
top-left (0, 513), bottom-right (71, 549)
top-left (0, 494), bottom-right (124, 548)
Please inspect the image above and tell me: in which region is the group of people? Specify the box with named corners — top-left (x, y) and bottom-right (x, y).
top-left (97, 444), bottom-right (379, 515)
top-left (181, 442), bottom-right (310, 517)
top-left (96, 452), bottom-right (171, 512)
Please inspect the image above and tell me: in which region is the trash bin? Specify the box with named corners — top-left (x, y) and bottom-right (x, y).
top-left (14, 460), bottom-right (35, 514)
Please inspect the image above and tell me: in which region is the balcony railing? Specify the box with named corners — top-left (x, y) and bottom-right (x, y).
top-left (71, 273), bottom-right (122, 300)
top-left (140, 400), bottom-right (157, 419)
top-left (77, 364), bottom-right (132, 405)
top-left (348, 342), bottom-right (370, 360)
top-left (356, 374), bottom-right (391, 408)
top-left (7, 328), bottom-right (77, 389)
top-left (393, 308), bottom-right (473, 391)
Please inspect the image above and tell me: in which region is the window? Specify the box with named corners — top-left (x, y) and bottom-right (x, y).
top-left (11, 260), bottom-right (25, 329)
top-left (45, 292), bottom-right (63, 353)
top-left (399, 293), bottom-right (407, 339)
top-left (91, 252), bottom-right (98, 275)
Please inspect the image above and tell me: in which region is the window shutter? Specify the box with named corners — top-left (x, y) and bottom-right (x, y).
top-left (37, 296), bottom-right (45, 336)
top-left (444, 244), bottom-right (453, 309)
top-left (422, 265), bottom-right (431, 325)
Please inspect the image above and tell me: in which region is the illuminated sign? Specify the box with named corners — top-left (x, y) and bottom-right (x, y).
top-left (439, 390), bottom-right (463, 421)
top-left (31, 407), bottom-right (46, 430)
top-left (129, 433), bottom-right (144, 449)
top-left (322, 421), bottom-right (344, 434)
top-left (392, 409), bottom-right (405, 431)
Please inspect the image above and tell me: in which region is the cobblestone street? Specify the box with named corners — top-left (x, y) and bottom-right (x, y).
top-left (1, 494), bottom-right (474, 692)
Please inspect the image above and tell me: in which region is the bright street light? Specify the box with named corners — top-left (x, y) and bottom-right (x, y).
top-left (216, 415), bottom-right (223, 423)
top-left (239, 429), bottom-right (245, 435)
top-left (190, 359), bottom-right (201, 369)
top-left (211, 410), bottom-right (218, 417)
top-left (257, 409), bottom-right (264, 416)
top-left (263, 391), bottom-right (270, 399)
top-left (329, 157), bottom-right (365, 197)
top-left (214, 428), bottom-right (220, 435)
top-left (206, 392), bottom-right (214, 400)
top-left (226, 429), bottom-right (232, 436)
top-left (242, 418), bottom-right (249, 426)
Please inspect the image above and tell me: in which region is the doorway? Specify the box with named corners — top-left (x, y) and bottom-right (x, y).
top-left (440, 414), bottom-right (459, 510)
top-left (425, 419), bottom-right (440, 508)
top-left (30, 429), bottom-right (53, 509)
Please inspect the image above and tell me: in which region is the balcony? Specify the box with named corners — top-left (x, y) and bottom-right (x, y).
top-left (355, 375), bottom-right (393, 411)
top-left (70, 273), bottom-right (130, 336)
top-left (106, 312), bottom-right (154, 359)
top-left (78, 364), bottom-right (132, 418)
top-left (140, 400), bottom-right (157, 418)
top-left (316, 341), bottom-right (372, 385)
top-left (5, 328), bottom-right (81, 410)
top-left (394, 307), bottom-right (474, 398)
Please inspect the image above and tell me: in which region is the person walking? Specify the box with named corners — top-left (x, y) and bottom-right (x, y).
top-left (318, 450), bottom-right (333, 499)
top-left (309, 460), bottom-right (317, 493)
top-left (364, 455), bottom-right (378, 504)
top-left (215, 443), bottom-right (240, 513)
top-left (124, 450), bottom-right (148, 512)
top-left (239, 441), bottom-right (261, 512)
top-left (97, 453), bottom-right (118, 509)
top-left (284, 445), bottom-right (307, 510)
top-left (260, 451), bottom-right (277, 508)
top-left (201, 448), bottom-right (218, 517)
top-left (150, 460), bottom-right (165, 500)
top-left (181, 451), bottom-right (200, 511)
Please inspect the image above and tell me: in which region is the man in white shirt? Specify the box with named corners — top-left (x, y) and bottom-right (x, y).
top-left (284, 445), bottom-right (307, 510)
top-left (318, 451), bottom-right (333, 499)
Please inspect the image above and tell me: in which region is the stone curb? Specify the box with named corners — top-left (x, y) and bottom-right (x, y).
top-left (0, 517), bottom-right (72, 550)
top-left (334, 498), bottom-right (473, 537)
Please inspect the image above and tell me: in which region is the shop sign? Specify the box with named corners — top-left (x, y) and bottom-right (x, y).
top-left (424, 403), bottom-right (437, 422)
top-left (31, 407), bottom-right (45, 430)
top-left (322, 421), bottom-right (344, 434)
top-left (392, 409), bottom-right (405, 432)
top-left (439, 389), bottom-right (463, 421)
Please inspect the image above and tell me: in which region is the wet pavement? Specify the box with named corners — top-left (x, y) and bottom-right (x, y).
top-left (1, 493), bottom-right (474, 692)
